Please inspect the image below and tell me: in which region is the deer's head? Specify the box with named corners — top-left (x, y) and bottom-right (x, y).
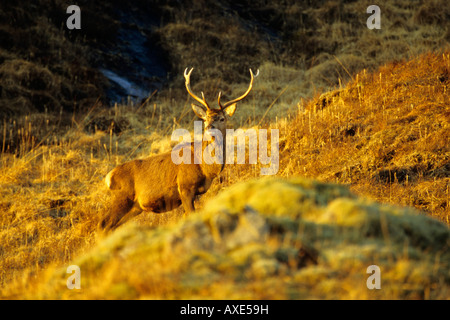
top-left (184, 68), bottom-right (259, 135)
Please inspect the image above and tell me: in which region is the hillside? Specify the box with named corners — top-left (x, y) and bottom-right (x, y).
top-left (0, 0), bottom-right (449, 300)
top-left (279, 51), bottom-right (450, 223)
top-left (1, 0), bottom-right (449, 116)
top-left (1, 51), bottom-right (449, 300)
top-left (10, 178), bottom-right (450, 299)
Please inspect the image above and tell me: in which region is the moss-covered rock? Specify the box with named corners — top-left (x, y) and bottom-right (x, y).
top-left (29, 177), bottom-right (449, 299)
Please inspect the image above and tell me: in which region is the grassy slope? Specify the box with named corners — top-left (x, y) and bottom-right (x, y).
top-left (1, 51), bottom-right (449, 300)
top-left (12, 178), bottom-right (450, 299)
top-left (0, 0), bottom-right (449, 299)
top-left (0, 0), bottom-right (109, 116)
top-left (278, 51), bottom-right (450, 223)
top-left (1, 0), bottom-right (449, 117)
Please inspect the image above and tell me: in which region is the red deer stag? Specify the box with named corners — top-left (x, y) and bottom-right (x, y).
top-left (99, 68), bottom-right (258, 231)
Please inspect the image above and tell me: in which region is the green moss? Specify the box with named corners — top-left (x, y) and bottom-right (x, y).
top-left (201, 177), bottom-right (355, 219)
top-left (30, 177), bottom-right (450, 299)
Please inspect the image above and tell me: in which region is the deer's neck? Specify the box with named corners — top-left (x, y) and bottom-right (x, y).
top-left (199, 133), bottom-right (226, 178)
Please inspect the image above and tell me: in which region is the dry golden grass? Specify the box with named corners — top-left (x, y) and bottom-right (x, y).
top-left (278, 51), bottom-right (450, 223)
top-left (1, 51), bottom-right (448, 299)
top-left (2, 0), bottom-right (449, 120)
top-left (1, 0), bottom-right (449, 300)
top-left (7, 177), bottom-right (449, 299)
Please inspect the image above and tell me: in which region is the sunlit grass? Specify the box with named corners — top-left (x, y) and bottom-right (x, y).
top-left (1, 51), bottom-right (449, 299)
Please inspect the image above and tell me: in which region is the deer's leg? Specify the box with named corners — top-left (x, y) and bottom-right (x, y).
top-left (177, 169), bottom-right (200, 216)
top-left (178, 185), bottom-right (195, 216)
top-left (99, 193), bottom-right (135, 232)
top-left (115, 204), bottom-right (143, 228)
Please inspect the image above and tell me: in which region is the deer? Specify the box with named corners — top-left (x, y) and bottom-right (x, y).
top-left (99, 67), bottom-right (259, 231)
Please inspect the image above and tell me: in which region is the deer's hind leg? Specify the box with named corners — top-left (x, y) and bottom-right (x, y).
top-left (99, 192), bottom-right (138, 232)
top-left (178, 184), bottom-right (196, 216)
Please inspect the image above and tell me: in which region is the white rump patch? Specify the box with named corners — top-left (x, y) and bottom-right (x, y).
top-left (105, 169), bottom-right (115, 189)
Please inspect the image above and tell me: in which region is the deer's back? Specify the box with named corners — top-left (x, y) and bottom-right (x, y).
top-left (107, 151), bottom-right (178, 191)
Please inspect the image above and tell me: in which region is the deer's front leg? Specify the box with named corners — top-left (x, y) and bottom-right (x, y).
top-left (178, 185), bottom-right (195, 216)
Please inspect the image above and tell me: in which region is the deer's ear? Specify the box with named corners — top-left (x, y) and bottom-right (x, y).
top-left (191, 104), bottom-right (207, 120)
top-left (223, 103), bottom-right (237, 117)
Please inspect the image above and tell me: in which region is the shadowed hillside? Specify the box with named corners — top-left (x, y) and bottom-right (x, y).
top-left (1, 0), bottom-right (449, 114)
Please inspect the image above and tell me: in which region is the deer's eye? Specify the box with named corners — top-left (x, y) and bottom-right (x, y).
top-left (220, 118), bottom-right (225, 122)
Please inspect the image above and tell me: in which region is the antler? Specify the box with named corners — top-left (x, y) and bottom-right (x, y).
top-left (184, 68), bottom-right (211, 110)
top-left (218, 69), bottom-right (259, 110)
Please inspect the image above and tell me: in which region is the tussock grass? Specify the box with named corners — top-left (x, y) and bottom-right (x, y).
top-left (11, 178), bottom-right (449, 299)
top-left (3, 0), bottom-right (449, 117)
top-left (2, 51), bottom-right (448, 299)
top-left (1, 0), bottom-right (449, 300)
top-left (278, 51), bottom-right (450, 223)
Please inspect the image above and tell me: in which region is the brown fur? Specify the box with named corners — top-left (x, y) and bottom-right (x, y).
top-left (99, 143), bottom-right (221, 231)
top-left (99, 69), bottom-right (256, 232)
top-left (99, 107), bottom-right (234, 231)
